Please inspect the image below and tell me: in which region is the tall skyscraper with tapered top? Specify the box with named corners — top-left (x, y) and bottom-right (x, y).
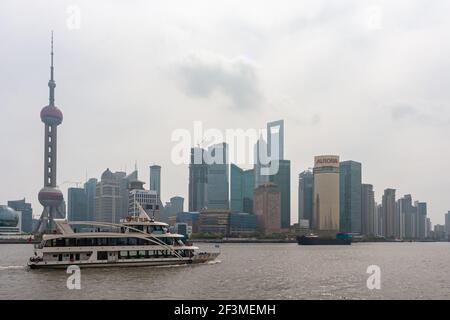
top-left (35, 32), bottom-right (65, 234)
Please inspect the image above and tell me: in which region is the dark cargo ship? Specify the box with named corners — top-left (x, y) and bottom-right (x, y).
top-left (297, 233), bottom-right (352, 245)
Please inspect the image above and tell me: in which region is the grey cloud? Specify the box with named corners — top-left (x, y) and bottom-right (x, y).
top-left (391, 104), bottom-right (418, 121)
top-left (390, 103), bottom-right (450, 126)
top-left (177, 53), bottom-right (262, 109)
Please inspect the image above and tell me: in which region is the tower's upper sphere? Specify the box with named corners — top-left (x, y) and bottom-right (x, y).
top-left (40, 105), bottom-right (63, 125)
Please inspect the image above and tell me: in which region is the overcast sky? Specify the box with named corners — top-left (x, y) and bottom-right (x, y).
top-left (1, 0), bottom-right (449, 224)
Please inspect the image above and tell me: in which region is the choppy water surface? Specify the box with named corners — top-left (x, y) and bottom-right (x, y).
top-left (0, 242), bottom-right (449, 299)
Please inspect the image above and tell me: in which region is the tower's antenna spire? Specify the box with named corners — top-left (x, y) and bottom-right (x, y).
top-left (48, 30), bottom-right (56, 106)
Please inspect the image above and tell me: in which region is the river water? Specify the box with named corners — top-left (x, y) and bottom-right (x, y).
top-left (0, 242), bottom-right (449, 300)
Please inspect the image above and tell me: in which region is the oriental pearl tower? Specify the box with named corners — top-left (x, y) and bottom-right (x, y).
top-left (34, 32), bottom-right (64, 234)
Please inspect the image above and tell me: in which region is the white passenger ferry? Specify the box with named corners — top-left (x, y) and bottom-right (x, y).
top-left (28, 208), bottom-right (219, 269)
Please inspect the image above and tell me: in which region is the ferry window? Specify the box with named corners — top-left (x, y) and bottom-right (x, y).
top-left (97, 251), bottom-right (108, 260)
top-left (98, 238), bottom-right (108, 246)
top-left (138, 250), bottom-right (146, 258)
top-left (67, 238), bottom-right (76, 246)
top-left (129, 251), bottom-right (137, 258)
top-left (76, 238), bottom-right (87, 246)
top-left (117, 238), bottom-right (127, 246)
top-left (108, 238), bottom-right (117, 246)
top-left (137, 238), bottom-right (147, 246)
top-left (58, 254), bottom-right (62, 261)
top-left (75, 254), bottom-right (80, 260)
top-left (119, 251), bottom-right (128, 259)
top-left (127, 238), bottom-right (137, 246)
top-left (55, 238), bottom-right (65, 247)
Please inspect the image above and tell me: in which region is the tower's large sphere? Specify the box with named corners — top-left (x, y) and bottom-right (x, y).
top-left (40, 105), bottom-right (63, 125)
top-left (38, 187), bottom-right (64, 207)
top-left (0, 206), bottom-right (20, 228)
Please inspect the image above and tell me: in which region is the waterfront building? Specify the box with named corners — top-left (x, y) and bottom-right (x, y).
top-left (267, 120), bottom-right (284, 161)
top-left (382, 189), bottom-right (396, 239)
top-left (162, 196), bottom-right (184, 222)
top-left (253, 136), bottom-right (269, 188)
top-left (426, 217), bottom-right (432, 239)
top-left (339, 161), bottom-right (362, 233)
top-left (298, 170), bottom-right (313, 228)
top-left (253, 183), bottom-right (281, 234)
top-left (0, 205), bottom-right (22, 234)
top-left (361, 184), bottom-right (375, 236)
top-left (94, 169), bottom-right (122, 223)
top-left (149, 165), bottom-right (161, 199)
top-left (230, 165), bottom-right (254, 213)
top-left (415, 201), bottom-right (427, 240)
top-left (206, 143), bottom-right (229, 210)
top-left (376, 203), bottom-right (383, 236)
top-left (433, 224), bottom-right (447, 241)
top-left (176, 211), bottom-right (200, 233)
top-left (198, 209), bottom-right (231, 236)
top-left (313, 155), bottom-right (340, 234)
top-left (7, 199), bottom-right (33, 233)
top-left (229, 212), bottom-right (258, 237)
top-left (399, 195), bottom-right (416, 239)
top-left (84, 178), bottom-right (97, 221)
top-left (230, 164), bottom-right (244, 213)
top-left (174, 223), bottom-right (191, 239)
top-left (188, 147), bottom-right (208, 211)
top-left (243, 169), bottom-right (254, 213)
top-left (445, 212), bottom-right (450, 239)
top-left (128, 179), bottom-right (159, 218)
top-left (269, 159), bottom-right (291, 229)
top-left (67, 188), bottom-right (88, 222)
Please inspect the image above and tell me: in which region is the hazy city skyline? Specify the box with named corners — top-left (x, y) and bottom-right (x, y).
top-left (1, 0), bottom-right (450, 224)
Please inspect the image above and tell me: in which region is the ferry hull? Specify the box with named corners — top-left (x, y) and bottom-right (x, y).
top-left (28, 253), bottom-right (219, 269)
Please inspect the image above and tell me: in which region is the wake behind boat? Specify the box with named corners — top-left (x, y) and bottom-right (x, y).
top-left (27, 207), bottom-right (219, 269)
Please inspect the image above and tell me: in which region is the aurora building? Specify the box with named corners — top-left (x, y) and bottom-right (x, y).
top-left (313, 155), bottom-right (340, 234)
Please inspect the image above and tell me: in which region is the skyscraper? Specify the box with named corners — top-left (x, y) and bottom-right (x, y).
top-left (67, 187), bottom-right (88, 222)
top-left (230, 164), bottom-right (244, 213)
top-left (361, 184), bottom-right (375, 236)
top-left (7, 199), bottom-right (33, 233)
top-left (128, 179), bottom-right (159, 218)
top-left (382, 188), bottom-right (396, 239)
top-left (35, 32), bottom-right (65, 234)
top-left (399, 194), bottom-right (415, 239)
top-left (94, 168), bottom-right (121, 223)
top-left (253, 136), bottom-right (269, 188)
top-left (231, 166), bottom-right (255, 214)
top-left (298, 170), bottom-right (314, 227)
top-left (189, 147), bottom-right (208, 211)
top-left (313, 156), bottom-right (340, 234)
top-left (206, 143), bottom-right (229, 210)
top-left (242, 169), bottom-right (254, 213)
top-left (267, 120), bottom-right (284, 161)
top-left (269, 159), bottom-right (291, 229)
top-left (253, 183), bottom-right (281, 234)
top-left (339, 161), bottom-right (362, 233)
top-left (445, 212), bottom-right (450, 240)
top-left (84, 178), bottom-right (97, 221)
top-left (149, 165), bottom-right (161, 199)
top-left (415, 201), bottom-right (427, 240)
